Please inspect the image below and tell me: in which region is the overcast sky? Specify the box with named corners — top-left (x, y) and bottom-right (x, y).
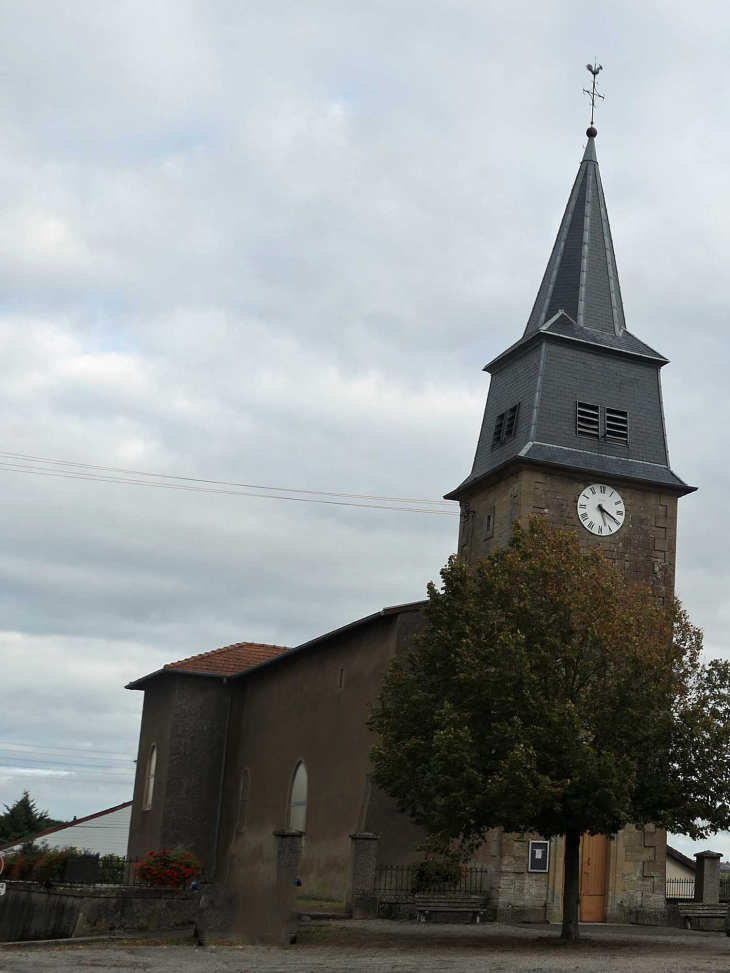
top-left (0, 0), bottom-right (727, 862)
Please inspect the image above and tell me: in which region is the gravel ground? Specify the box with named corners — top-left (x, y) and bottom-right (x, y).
top-left (0, 920), bottom-right (728, 973)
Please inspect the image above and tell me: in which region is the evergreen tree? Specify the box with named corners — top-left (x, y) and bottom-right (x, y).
top-left (369, 518), bottom-right (730, 941)
top-left (0, 791), bottom-right (60, 843)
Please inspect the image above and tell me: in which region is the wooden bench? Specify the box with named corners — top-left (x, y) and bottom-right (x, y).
top-left (414, 895), bottom-right (486, 924)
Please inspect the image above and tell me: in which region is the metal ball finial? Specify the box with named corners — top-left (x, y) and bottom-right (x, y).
top-left (586, 125), bottom-right (597, 138)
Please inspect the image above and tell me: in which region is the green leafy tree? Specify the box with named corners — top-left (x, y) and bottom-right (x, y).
top-left (369, 518), bottom-right (730, 941)
top-left (0, 792), bottom-right (63, 844)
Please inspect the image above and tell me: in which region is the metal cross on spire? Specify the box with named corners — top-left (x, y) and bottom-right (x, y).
top-left (583, 60), bottom-right (604, 129)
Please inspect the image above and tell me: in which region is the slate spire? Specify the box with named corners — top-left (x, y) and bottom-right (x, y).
top-left (523, 128), bottom-right (626, 337)
top-left (445, 124), bottom-right (696, 502)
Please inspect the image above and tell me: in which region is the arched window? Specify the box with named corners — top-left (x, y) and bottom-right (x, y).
top-left (143, 744), bottom-right (157, 809)
top-left (238, 769), bottom-right (250, 831)
top-left (287, 761), bottom-right (307, 832)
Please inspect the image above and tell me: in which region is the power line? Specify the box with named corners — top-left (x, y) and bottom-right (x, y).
top-left (0, 748), bottom-right (133, 765)
top-left (0, 741), bottom-right (134, 758)
top-left (0, 450), bottom-right (456, 507)
top-left (0, 758), bottom-right (134, 777)
top-left (0, 463), bottom-right (459, 516)
top-left (0, 756), bottom-right (134, 775)
top-left (0, 777), bottom-right (131, 786)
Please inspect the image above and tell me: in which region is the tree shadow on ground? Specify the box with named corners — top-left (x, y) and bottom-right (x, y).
top-left (297, 921), bottom-right (726, 955)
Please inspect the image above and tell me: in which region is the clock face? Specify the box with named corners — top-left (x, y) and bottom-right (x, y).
top-left (577, 484), bottom-right (625, 536)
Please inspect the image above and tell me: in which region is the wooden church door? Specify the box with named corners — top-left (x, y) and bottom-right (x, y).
top-left (579, 834), bottom-right (608, 922)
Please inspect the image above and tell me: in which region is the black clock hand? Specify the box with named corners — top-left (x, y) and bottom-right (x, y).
top-left (598, 503), bottom-right (620, 525)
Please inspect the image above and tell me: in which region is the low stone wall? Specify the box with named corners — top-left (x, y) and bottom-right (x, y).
top-left (0, 882), bottom-right (198, 943)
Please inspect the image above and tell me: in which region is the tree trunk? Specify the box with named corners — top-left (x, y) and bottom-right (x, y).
top-left (561, 829), bottom-right (581, 941)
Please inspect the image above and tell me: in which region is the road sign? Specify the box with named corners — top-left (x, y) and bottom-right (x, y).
top-left (0, 883), bottom-right (6, 896)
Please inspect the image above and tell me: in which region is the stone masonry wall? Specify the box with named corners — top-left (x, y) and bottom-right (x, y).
top-left (458, 467), bottom-right (678, 604)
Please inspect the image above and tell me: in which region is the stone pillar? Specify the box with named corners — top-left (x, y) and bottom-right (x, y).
top-left (694, 851), bottom-right (722, 904)
top-left (347, 833), bottom-right (380, 919)
top-left (273, 829), bottom-right (304, 944)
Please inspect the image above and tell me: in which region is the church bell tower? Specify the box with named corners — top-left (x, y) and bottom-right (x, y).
top-left (446, 111), bottom-right (696, 923)
top-left (446, 124), bottom-right (695, 606)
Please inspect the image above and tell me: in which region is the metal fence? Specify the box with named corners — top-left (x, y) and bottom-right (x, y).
top-left (61, 855), bottom-right (141, 886)
top-left (666, 877), bottom-right (730, 901)
top-left (375, 865), bottom-right (490, 898)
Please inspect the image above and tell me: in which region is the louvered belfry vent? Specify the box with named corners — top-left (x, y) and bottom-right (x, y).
top-left (605, 407), bottom-right (629, 444)
top-left (492, 403), bottom-right (520, 449)
top-left (503, 403), bottom-right (520, 441)
top-left (491, 413), bottom-right (506, 448)
top-left (576, 401), bottom-right (600, 439)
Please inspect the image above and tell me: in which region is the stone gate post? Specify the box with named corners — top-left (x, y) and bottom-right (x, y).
top-left (347, 832), bottom-right (380, 919)
top-left (273, 829), bottom-right (304, 943)
top-left (694, 850), bottom-right (722, 904)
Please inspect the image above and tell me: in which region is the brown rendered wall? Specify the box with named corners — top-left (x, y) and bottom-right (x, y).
top-left (127, 674), bottom-right (230, 874)
top-left (363, 608), bottom-right (430, 867)
top-left (217, 608), bottom-right (428, 907)
top-left (127, 676), bottom-right (175, 863)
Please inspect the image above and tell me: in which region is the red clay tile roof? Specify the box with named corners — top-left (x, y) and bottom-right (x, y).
top-left (164, 641), bottom-right (290, 677)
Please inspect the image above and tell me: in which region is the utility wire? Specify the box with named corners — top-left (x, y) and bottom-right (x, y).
top-left (0, 463), bottom-right (459, 516)
top-left (0, 757), bottom-right (134, 776)
top-left (0, 741), bottom-right (135, 758)
top-left (0, 756), bottom-right (134, 774)
top-left (0, 450), bottom-right (457, 509)
top-left (1, 776), bottom-right (131, 786)
top-left (0, 749), bottom-right (133, 765)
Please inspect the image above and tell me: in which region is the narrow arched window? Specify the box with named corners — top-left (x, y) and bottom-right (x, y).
top-left (238, 769), bottom-right (250, 831)
top-left (287, 761), bottom-right (307, 831)
top-left (143, 744), bottom-right (157, 810)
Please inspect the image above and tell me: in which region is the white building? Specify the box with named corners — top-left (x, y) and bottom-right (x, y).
top-left (0, 801), bottom-right (132, 858)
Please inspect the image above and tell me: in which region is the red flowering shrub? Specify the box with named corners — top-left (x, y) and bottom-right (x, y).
top-left (135, 850), bottom-right (201, 888)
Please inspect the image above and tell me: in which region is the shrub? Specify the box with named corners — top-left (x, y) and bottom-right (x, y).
top-left (412, 857), bottom-right (463, 893)
top-left (99, 853), bottom-right (126, 884)
top-left (32, 849), bottom-right (70, 883)
top-left (8, 843), bottom-right (47, 879)
top-left (1, 851), bottom-right (17, 878)
top-left (135, 850), bottom-right (201, 888)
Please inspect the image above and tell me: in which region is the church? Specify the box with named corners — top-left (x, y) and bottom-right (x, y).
top-left (125, 120), bottom-right (695, 925)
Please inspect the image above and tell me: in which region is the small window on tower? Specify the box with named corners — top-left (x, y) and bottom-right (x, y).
top-left (491, 403), bottom-right (520, 449)
top-left (576, 401), bottom-right (600, 439)
top-left (605, 407), bottom-right (629, 444)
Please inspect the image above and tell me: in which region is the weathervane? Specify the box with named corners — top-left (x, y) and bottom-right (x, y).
top-left (583, 60), bottom-right (604, 133)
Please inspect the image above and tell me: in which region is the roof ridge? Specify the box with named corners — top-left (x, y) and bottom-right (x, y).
top-left (164, 640), bottom-right (290, 669)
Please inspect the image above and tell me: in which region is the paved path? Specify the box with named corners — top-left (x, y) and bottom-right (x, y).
top-left (1, 919), bottom-right (728, 972)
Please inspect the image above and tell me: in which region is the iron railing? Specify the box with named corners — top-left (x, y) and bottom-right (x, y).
top-left (375, 865), bottom-right (490, 898)
top-left (666, 877), bottom-right (730, 901)
top-left (61, 855), bottom-right (141, 886)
